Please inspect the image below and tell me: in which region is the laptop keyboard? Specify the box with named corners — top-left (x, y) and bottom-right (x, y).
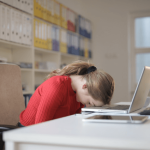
top-left (107, 105), bottom-right (130, 110)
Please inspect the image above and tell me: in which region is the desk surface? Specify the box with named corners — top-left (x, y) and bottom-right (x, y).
top-left (3, 112), bottom-right (150, 150)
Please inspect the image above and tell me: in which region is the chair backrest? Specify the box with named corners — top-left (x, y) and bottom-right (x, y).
top-left (0, 63), bottom-right (25, 126)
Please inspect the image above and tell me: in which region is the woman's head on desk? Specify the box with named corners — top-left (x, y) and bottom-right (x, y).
top-left (47, 60), bottom-right (115, 107)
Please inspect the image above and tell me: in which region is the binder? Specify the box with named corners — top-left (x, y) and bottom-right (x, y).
top-left (60, 4), bottom-right (67, 29)
top-left (52, 26), bottom-right (56, 51)
top-left (26, 14), bottom-right (32, 45)
top-left (74, 35), bottom-right (79, 55)
top-left (54, 0), bottom-right (60, 26)
top-left (46, 0), bottom-right (51, 22)
top-left (0, 4), bottom-right (1, 39)
top-left (19, 11), bottom-right (23, 44)
top-left (10, 8), bottom-right (15, 42)
top-left (34, 0), bottom-right (39, 17)
top-left (14, 10), bottom-right (20, 43)
top-left (43, 0), bottom-right (47, 21)
top-left (34, 18), bottom-right (38, 47)
top-left (26, 0), bottom-right (33, 14)
top-left (38, 19), bottom-right (42, 48)
top-left (84, 38), bottom-right (88, 58)
top-left (5, 5), bottom-right (11, 41)
top-left (79, 37), bottom-right (84, 56)
top-left (22, 13), bottom-right (27, 45)
top-left (67, 8), bottom-right (71, 31)
top-left (1, 4), bottom-right (7, 40)
top-left (67, 32), bottom-right (72, 54)
top-left (55, 27), bottom-right (59, 51)
top-left (50, 0), bottom-right (55, 24)
top-left (38, 0), bottom-right (42, 18)
top-left (88, 40), bottom-right (92, 58)
top-left (60, 29), bottom-right (67, 53)
top-left (71, 34), bottom-right (75, 54)
top-left (44, 22), bottom-right (48, 49)
top-left (41, 21), bottom-right (45, 48)
top-left (47, 24), bottom-right (52, 50)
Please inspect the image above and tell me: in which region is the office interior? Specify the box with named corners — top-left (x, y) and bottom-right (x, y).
top-left (0, 0), bottom-right (150, 108)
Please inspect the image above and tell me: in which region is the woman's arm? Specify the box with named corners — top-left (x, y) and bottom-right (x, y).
top-left (35, 80), bottom-right (65, 124)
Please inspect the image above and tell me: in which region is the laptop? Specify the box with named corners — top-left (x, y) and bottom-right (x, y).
top-left (82, 66), bottom-right (150, 114)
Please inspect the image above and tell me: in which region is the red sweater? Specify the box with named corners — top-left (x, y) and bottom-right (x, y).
top-left (20, 76), bottom-right (84, 126)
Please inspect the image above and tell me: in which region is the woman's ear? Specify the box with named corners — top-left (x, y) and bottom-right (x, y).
top-left (82, 84), bottom-right (87, 89)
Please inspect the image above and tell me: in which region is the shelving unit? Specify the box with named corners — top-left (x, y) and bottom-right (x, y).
top-left (0, 0), bottom-right (93, 96)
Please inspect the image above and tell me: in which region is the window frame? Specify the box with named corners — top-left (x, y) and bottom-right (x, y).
top-left (129, 11), bottom-right (150, 98)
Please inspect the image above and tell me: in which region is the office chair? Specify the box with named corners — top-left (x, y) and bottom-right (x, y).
top-left (0, 63), bottom-right (25, 150)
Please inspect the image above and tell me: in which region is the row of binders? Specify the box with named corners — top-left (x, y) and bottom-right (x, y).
top-left (34, 0), bottom-right (92, 39)
top-left (34, 18), bottom-right (92, 58)
top-left (0, 0), bottom-right (33, 14)
top-left (0, 2), bottom-right (32, 45)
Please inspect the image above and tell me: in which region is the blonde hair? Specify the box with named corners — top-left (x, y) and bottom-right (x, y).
top-left (47, 60), bottom-right (114, 105)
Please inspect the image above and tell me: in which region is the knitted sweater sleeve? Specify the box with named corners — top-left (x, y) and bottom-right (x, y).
top-left (35, 79), bottom-right (65, 124)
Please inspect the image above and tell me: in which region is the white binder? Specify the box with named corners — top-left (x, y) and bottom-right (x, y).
top-left (14, 10), bottom-right (20, 43)
top-left (1, 4), bottom-right (6, 40)
top-left (5, 5), bottom-right (11, 41)
top-left (10, 8), bottom-right (16, 42)
top-left (0, 4), bottom-right (1, 40)
top-left (18, 11), bottom-right (23, 44)
top-left (22, 13), bottom-right (27, 45)
top-left (28, 0), bottom-right (33, 14)
top-left (26, 14), bottom-right (32, 45)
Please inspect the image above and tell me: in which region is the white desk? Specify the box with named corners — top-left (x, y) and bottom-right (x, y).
top-left (3, 112), bottom-right (150, 150)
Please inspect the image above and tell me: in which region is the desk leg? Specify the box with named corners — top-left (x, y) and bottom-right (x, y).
top-left (5, 141), bottom-right (16, 150)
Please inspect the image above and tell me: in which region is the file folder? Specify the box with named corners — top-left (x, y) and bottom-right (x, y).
top-left (52, 26), bottom-right (56, 51)
top-left (18, 11), bottom-right (23, 44)
top-left (1, 4), bottom-right (6, 40)
top-left (46, 0), bottom-right (51, 22)
top-left (84, 38), bottom-right (88, 58)
top-left (50, 0), bottom-right (55, 24)
top-left (38, 0), bottom-right (42, 18)
top-left (60, 29), bottom-right (67, 53)
top-left (34, 0), bottom-right (39, 17)
top-left (38, 20), bottom-right (42, 48)
top-left (34, 18), bottom-right (39, 47)
top-left (10, 8), bottom-right (16, 42)
top-left (79, 37), bottom-right (84, 56)
top-left (44, 22), bottom-right (48, 49)
top-left (27, 0), bottom-right (33, 14)
top-left (26, 14), bottom-right (32, 45)
top-left (42, 0), bottom-right (47, 21)
top-left (54, 0), bottom-right (60, 26)
top-left (0, 4), bottom-right (1, 39)
top-left (88, 40), bottom-right (92, 58)
top-left (67, 32), bottom-right (72, 54)
top-left (55, 27), bottom-right (59, 51)
top-left (6, 5), bottom-right (11, 41)
top-left (60, 4), bottom-right (67, 29)
top-left (47, 24), bottom-right (52, 50)
top-left (22, 13), bottom-right (27, 45)
top-left (74, 35), bottom-right (79, 55)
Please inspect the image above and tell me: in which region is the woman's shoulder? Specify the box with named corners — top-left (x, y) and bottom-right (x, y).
top-left (45, 75), bottom-right (70, 84)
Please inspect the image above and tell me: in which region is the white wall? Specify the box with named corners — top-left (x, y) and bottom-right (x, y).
top-left (57, 0), bottom-right (150, 104)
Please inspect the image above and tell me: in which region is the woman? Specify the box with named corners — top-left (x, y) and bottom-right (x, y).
top-left (19, 60), bottom-right (115, 126)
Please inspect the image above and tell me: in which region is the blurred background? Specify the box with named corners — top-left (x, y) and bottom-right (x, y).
top-left (1, 0), bottom-right (150, 106)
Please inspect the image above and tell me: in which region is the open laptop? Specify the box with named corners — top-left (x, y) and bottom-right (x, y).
top-left (82, 66), bottom-right (150, 114)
